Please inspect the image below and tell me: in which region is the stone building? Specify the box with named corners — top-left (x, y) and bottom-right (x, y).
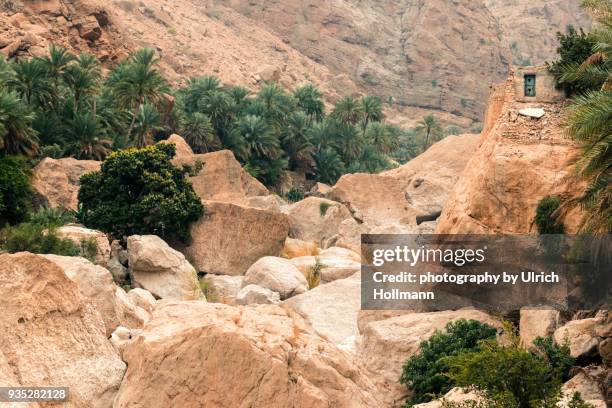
top-left (513, 65), bottom-right (565, 103)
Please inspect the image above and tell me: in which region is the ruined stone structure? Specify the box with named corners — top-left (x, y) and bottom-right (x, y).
top-left (514, 65), bottom-right (565, 103)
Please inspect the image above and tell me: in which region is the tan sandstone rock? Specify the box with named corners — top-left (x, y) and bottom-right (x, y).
top-left (236, 284), bottom-right (281, 305)
top-left (201, 274), bottom-right (244, 304)
top-left (113, 301), bottom-right (383, 407)
top-left (357, 310), bottom-right (500, 406)
top-left (559, 369), bottom-right (607, 408)
top-left (436, 74), bottom-right (584, 234)
top-left (281, 237), bottom-right (320, 258)
top-left (42, 254), bottom-right (147, 335)
top-left (287, 196), bottom-right (353, 247)
top-left (414, 387), bottom-right (483, 408)
top-left (553, 317), bottom-right (606, 359)
top-left (520, 308), bottom-right (561, 349)
top-left (182, 200), bottom-right (290, 276)
top-left (166, 135), bottom-right (269, 205)
top-left (56, 224), bottom-right (111, 266)
top-left (243, 256), bottom-right (308, 300)
top-left (31, 157), bottom-right (100, 211)
top-left (283, 272), bottom-right (361, 347)
top-left (127, 235), bottom-right (202, 300)
top-left (0, 252), bottom-right (125, 407)
top-left (127, 288), bottom-right (157, 313)
top-left (289, 247), bottom-right (361, 283)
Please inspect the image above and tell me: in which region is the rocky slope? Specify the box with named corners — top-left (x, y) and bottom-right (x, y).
top-left (0, 0), bottom-right (589, 129)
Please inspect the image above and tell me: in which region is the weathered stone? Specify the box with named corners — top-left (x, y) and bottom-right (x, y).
top-left (42, 254), bottom-right (146, 335)
top-left (247, 195), bottom-right (285, 212)
top-left (518, 107), bottom-right (545, 118)
top-left (77, 15), bottom-right (102, 41)
top-left (283, 272), bottom-right (361, 347)
top-left (31, 157), bottom-right (100, 211)
top-left (282, 237), bottom-right (320, 258)
top-left (236, 284), bottom-right (281, 305)
top-left (201, 274), bottom-right (243, 304)
top-left (127, 288), bottom-right (157, 313)
top-left (287, 197), bottom-right (353, 247)
top-left (127, 235), bottom-right (202, 300)
top-left (520, 308), bottom-right (561, 348)
top-left (414, 387), bottom-right (483, 408)
top-left (243, 256), bottom-right (307, 300)
top-left (56, 224), bottom-right (111, 266)
top-left (0, 253), bottom-right (126, 407)
top-left (182, 201), bottom-right (290, 276)
top-left (554, 317), bottom-right (603, 359)
top-left (558, 369), bottom-right (607, 408)
top-left (113, 301), bottom-right (383, 407)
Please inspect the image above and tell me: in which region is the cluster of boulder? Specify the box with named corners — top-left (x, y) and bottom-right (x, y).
top-left (4, 124), bottom-right (609, 407)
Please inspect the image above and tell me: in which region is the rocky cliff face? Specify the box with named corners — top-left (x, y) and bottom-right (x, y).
top-left (436, 71), bottom-right (585, 234)
top-left (0, 0), bottom-right (588, 129)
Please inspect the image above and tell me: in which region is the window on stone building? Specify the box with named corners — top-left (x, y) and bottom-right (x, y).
top-left (524, 74), bottom-right (536, 97)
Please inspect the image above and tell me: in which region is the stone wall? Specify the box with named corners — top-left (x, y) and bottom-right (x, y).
top-left (514, 65), bottom-right (565, 103)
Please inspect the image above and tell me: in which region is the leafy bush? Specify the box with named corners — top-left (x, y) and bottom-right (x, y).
top-left (532, 336), bottom-right (574, 382)
top-left (399, 319), bottom-right (497, 406)
top-left (0, 155), bottom-right (31, 225)
top-left (78, 143), bottom-right (204, 242)
top-left (535, 196), bottom-right (565, 234)
top-left (443, 334), bottom-right (569, 408)
top-left (1, 222), bottom-right (80, 256)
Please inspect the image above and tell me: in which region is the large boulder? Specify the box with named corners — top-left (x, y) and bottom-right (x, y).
top-left (182, 201), bottom-right (290, 276)
top-left (166, 135), bottom-right (269, 205)
top-left (0, 253), bottom-right (125, 407)
top-left (520, 308), bottom-right (561, 349)
top-left (287, 197), bottom-right (353, 247)
top-left (201, 274), bottom-right (244, 304)
top-left (42, 254), bottom-right (147, 335)
top-left (31, 157), bottom-right (100, 210)
top-left (127, 235), bottom-right (202, 300)
top-left (243, 256), bottom-right (308, 300)
top-left (559, 369), bottom-right (607, 408)
top-left (283, 272), bottom-right (361, 347)
top-left (290, 247), bottom-right (361, 283)
top-left (113, 301), bottom-right (383, 407)
top-left (329, 134), bottom-right (479, 231)
top-left (56, 224), bottom-right (111, 266)
top-left (357, 310), bottom-right (500, 406)
top-left (553, 315), bottom-right (610, 359)
top-left (282, 237), bottom-right (320, 258)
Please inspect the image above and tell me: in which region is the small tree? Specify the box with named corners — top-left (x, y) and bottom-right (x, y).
top-left (0, 155), bottom-right (31, 225)
top-left (400, 319), bottom-right (498, 405)
top-left (78, 142), bottom-right (204, 242)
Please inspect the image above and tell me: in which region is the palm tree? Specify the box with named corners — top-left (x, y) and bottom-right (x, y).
top-left (63, 54), bottom-right (101, 113)
top-left (41, 45), bottom-right (75, 99)
top-left (198, 90), bottom-right (233, 132)
top-left (282, 111), bottom-right (314, 170)
top-left (307, 119), bottom-right (338, 152)
top-left (181, 76), bottom-right (221, 114)
top-left (415, 114), bottom-right (443, 150)
top-left (181, 112), bottom-right (221, 153)
top-left (559, 0), bottom-right (611, 233)
top-left (8, 58), bottom-right (53, 107)
top-left (331, 96), bottom-right (363, 125)
top-left (366, 122), bottom-right (394, 154)
top-left (337, 123), bottom-right (363, 161)
top-left (360, 95), bottom-right (384, 131)
top-left (0, 90), bottom-right (39, 156)
top-left (294, 84), bottom-right (324, 121)
top-left (107, 49), bottom-right (169, 144)
top-left (234, 115), bottom-right (279, 159)
top-left (65, 112), bottom-right (112, 160)
top-left (314, 147), bottom-right (345, 184)
top-left (132, 104), bottom-right (163, 148)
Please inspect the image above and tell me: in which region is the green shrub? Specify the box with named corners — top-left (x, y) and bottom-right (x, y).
top-left (285, 187), bottom-right (305, 203)
top-left (535, 196), bottom-right (565, 234)
top-left (27, 207), bottom-right (76, 228)
top-left (532, 336), bottom-right (574, 381)
top-left (0, 155), bottom-right (31, 225)
top-left (399, 319), bottom-right (497, 406)
top-left (78, 143), bottom-right (204, 242)
top-left (444, 339), bottom-right (563, 408)
top-left (319, 201), bottom-right (334, 216)
top-left (1, 222), bottom-right (80, 256)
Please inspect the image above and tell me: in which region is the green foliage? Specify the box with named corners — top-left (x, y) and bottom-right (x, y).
top-left (0, 155), bottom-right (31, 225)
top-left (77, 143), bottom-right (204, 242)
top-left (285, 187), bottom-right (305, 203)
top-left (567, 392), bottom-right (595, 408)
top-left (399, 319), bottom-right (498, 406)
top-left (532, 336), bottom-right (574, 382)
top-left (548, 26), bottom-right (601, 96)
top-left (1, 222), bottom-right (79, 256)
top-left (319, 201), bottom-right (334, 216)
top-left (27, 207), bottom-right (76, 228)
top-left (444, 337), bottom-right (565, 408)
top-left (535, 196), bottom-right (565, 234)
